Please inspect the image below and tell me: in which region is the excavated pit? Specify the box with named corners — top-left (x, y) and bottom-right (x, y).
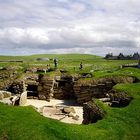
top-left (0, 74), bottom-right (135, 124)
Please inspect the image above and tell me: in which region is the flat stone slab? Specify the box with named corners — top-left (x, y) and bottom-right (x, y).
top-left (24, 99), bottom-right (83, 124)
top-left (0, 97), bottom-right (12, 105)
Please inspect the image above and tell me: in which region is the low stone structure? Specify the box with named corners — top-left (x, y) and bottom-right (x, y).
top-left (9, 80), bottom-right (26, 94)
top-left (36, 75), bottom-right (135, 105)
top-left (0, 73), bottom-right (135, 108)
top-left (107, 90), bottom-right (132, 107)
top-left (82, 100), bottom-right (105, 124)
top-left (37, 75), bottom-right (54, 101)
top-left (53, 75), bottom-right (75, 99)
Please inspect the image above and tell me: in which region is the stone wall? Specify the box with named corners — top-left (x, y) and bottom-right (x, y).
top-left (0, 80), bottom-right (13, 91)
top-left (74, 81), bottom-right (114, 104)
top-left (107, 90), bottom-right (132, 107)
top-left (36, 75), bottom-right (135, 103)
top-left (73, 76), bottom-right (135, 104)
top-left (9, 80), bottom-right (26, 94)
top-left (0, 72), bottom-right (135, 105)
top-left (82, 100), bottom-right (105, 124)
top-left (37, 75), bottom-right (75, 100)
top-left (0, 70), bottom-right (20, 91)
top-left (53, 75), bottom-right (75, 99)
top-left (37, 75), bottom-right (54, 101)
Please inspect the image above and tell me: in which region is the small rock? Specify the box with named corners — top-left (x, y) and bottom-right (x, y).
top-left (72, 115), bottom-right (79, 120)
top-left (63, 107), bottom-right (75, 114)
top-left (38, 95), bottom-right (46, 100)
top-left (68, 112), bottom-right (75, 117)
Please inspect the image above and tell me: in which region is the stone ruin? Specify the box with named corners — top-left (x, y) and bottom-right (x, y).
top-left (0, 73), bottom-right (134, 124)
top-left (82, 100), bottom-right (105, 124)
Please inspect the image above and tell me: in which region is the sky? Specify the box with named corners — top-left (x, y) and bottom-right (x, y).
top-left (0, 0), bottom-right (140, 56)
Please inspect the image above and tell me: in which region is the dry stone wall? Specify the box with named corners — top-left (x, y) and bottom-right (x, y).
top-left (0, 80), bottom-right (13, 91)
top-left (0, 71), bottom-right (135, 106)
top-left (107, 90), bottom-right (132, 107)
top-left (82, 100), bottom-right (105, 124)
top-left (9, 80), bottom-right (26, 94)
top-left (73, 76), bottom-right (135, 104)
top-left (37, 75), bottom-right (54, 101)
top-left (0, 70), bottom-right (20, 91)
top-left (74, 81), bottom-right (114, 104)
top-left (53, 75), bottom-right (75, 99)
top-left (36, 75), bottom-right (135, 104)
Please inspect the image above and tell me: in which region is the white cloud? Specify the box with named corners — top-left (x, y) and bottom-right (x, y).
top-left (0, 0), bottom-right (140, 55)
top-left (0, 27), bottom-right (49, 45)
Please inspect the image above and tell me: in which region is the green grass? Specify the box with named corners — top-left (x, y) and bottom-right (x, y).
top-left (0, 54), bottom-right (101, 61)
top-left (0, 54), bottom-right (138, 76)
top-left (0, 83), bottom-right (140, 140)
top-left (0, 54), bottom-right (140, 140)
top-left (93, 67), bottom-right (140, 79)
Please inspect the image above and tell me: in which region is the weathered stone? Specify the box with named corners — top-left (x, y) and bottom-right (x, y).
top-left (38, 95), bottom-right (46, 100)
top-left (82, 100), bottom-right (105, 124)
top-left (38, 75), bottom-right (54, 100)
top-left (63, 107), bottom-right (75, 114)
top-left (19, 91), bottom-right (27, 106)
top-left (67, 111), bottom-right (79, 120)
top-left (108, 90), bottom-right (132, 107)
top-left (99, 98), bottom-right (111, 102)
top-left (37, 85), bottom-right (43, 91)
top-left (9, 80), bottom-right (25, 94)
top-left (72, 115), bottom-right (79, 120)
top-left (2, 91), bottom-right (11, 98)
top-left (68, 112), bottom-right (75, 117)
top-left (0, 92), bottom-right (4, 100)
top-left (0, 91), bottom-right (11, 99)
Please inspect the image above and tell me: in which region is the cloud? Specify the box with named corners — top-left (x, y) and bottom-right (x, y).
top-left (0, 27), bottom-right (49, 45)
top-left (0, 0), bottom-right (140, 56)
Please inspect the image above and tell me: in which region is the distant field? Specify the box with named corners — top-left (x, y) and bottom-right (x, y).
top-left (0, 54), bottom-right (101, 61)
top-left (0, 54), bottom-right (138, 76)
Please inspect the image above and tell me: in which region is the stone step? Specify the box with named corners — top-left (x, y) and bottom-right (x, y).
top-left (77, 97), bottom-right (91, 101)
top-left (98, 98), bottom-right (111, 102)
